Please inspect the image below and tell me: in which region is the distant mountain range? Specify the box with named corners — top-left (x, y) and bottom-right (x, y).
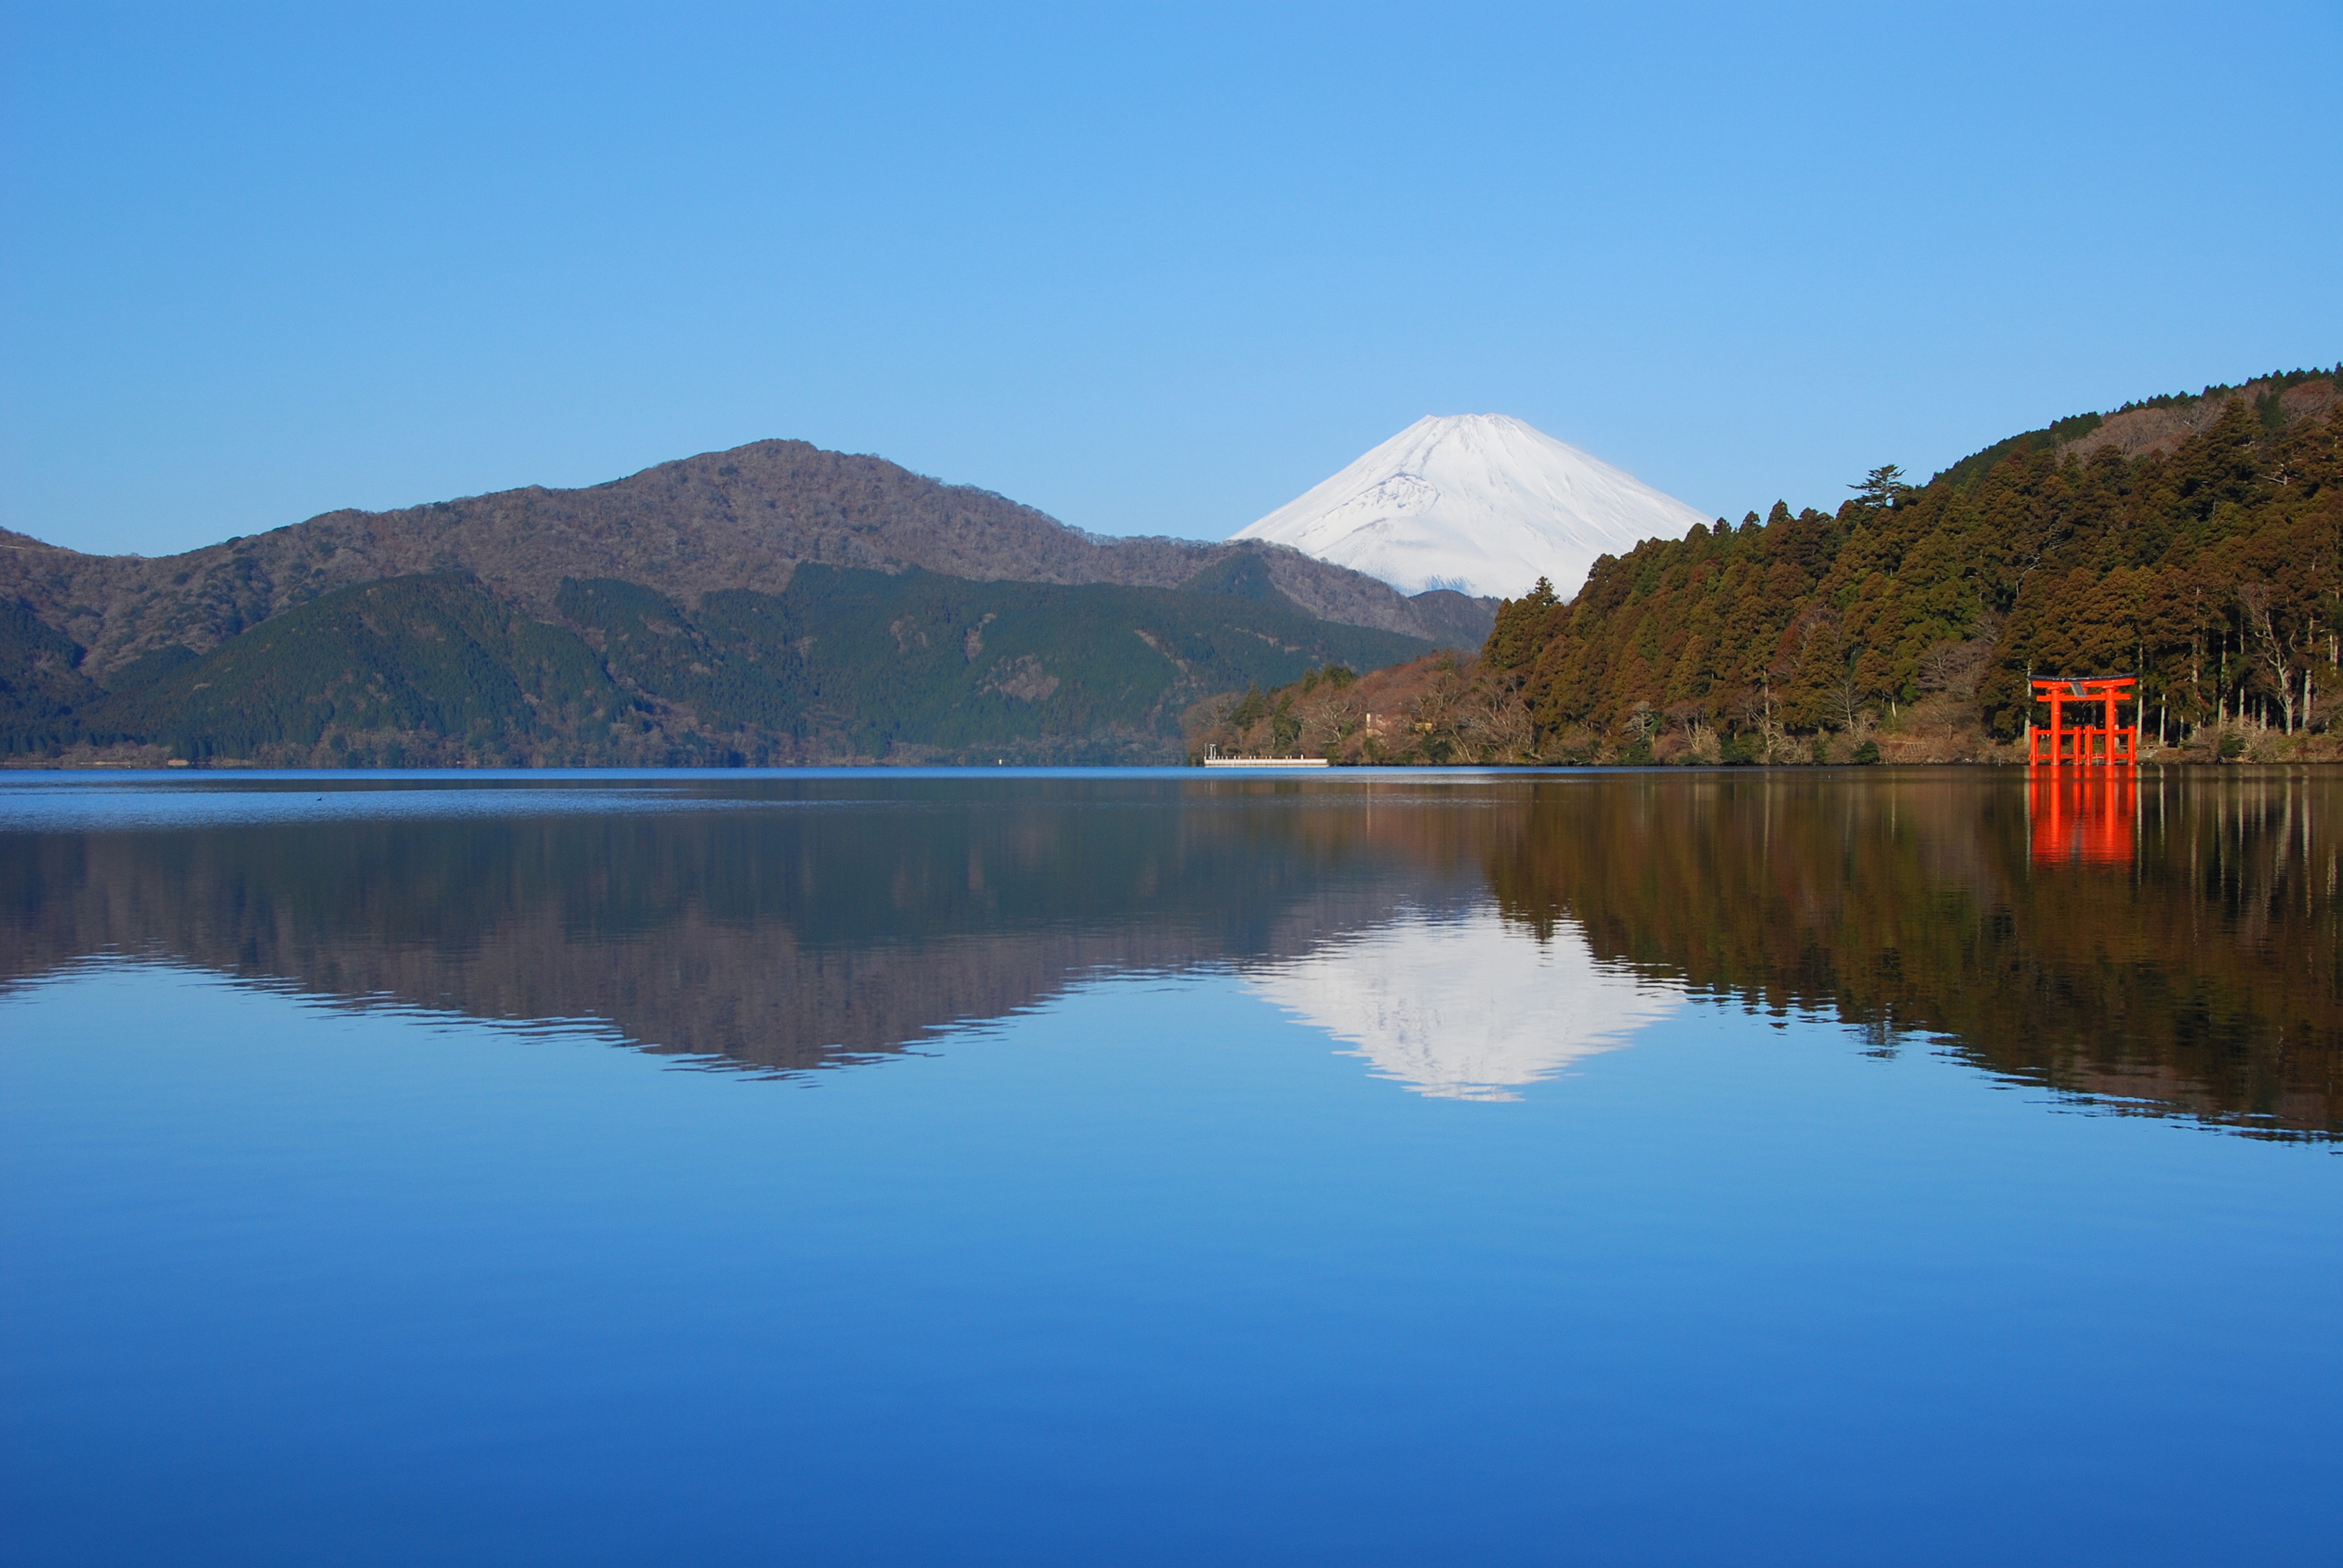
top-left (1236, 414), bottom-right (1710, 601)
top-left (2, 439), bottom-right (1491, 765)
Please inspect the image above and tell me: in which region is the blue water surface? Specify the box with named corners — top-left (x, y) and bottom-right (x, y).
top-left (1, 770), bottom-right (2336, 1565)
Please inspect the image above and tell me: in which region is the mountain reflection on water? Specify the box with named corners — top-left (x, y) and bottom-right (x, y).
top-left (0, 768), bottom-right (2334, 1138)
top-left (1247, 909), bottom-right (1680, 1099)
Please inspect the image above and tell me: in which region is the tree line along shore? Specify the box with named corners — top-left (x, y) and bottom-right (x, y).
top-left (1188, 373), bottom-right (2341, 767)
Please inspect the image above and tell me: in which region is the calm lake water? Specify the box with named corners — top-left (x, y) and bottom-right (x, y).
top-left (2, 767), bottom-right (2337, 1566)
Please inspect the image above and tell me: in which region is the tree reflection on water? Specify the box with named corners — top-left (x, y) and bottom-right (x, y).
top-left (1, 767), bottom-right (2332, 1138)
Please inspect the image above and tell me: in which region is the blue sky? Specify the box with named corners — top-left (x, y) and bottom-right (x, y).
top-left (3, 2), bottom-right (2337, 557)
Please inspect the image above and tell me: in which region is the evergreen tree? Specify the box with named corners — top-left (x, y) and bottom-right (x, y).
top-left (1849, 465), bottom-right (1913, 508)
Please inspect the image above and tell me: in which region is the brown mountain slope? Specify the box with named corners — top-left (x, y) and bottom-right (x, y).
top-left (2, 439), bottom-right (1487, 679)
top-left (2063, 376), bottom-right (2337, 462)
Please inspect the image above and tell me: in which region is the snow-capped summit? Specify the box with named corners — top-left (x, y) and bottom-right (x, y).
top-left (1235, 414), bottom-right (1710, 602)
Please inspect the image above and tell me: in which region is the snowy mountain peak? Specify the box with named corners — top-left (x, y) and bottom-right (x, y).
top-left (1235, 414), bottom-right (1710, 602)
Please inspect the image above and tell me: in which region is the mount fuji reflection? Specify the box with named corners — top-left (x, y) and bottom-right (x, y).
top-left (1247, 908), bottom-right (1680, 1099)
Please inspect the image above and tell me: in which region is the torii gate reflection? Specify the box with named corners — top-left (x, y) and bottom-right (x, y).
top-left (2029, 768), bottom-right (2137, 865)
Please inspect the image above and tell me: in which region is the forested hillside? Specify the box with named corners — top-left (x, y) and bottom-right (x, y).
top-left (1192, 369), bottom-right (2341, 765)
top-left (6, 563), bottom-right (1431, 767)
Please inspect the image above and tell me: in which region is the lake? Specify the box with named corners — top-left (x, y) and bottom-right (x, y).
top-left (2, 767), bottom-right (2336, 1565)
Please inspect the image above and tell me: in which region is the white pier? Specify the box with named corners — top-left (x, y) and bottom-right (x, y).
top-left (1200, 756), bottom-right (1331, 768)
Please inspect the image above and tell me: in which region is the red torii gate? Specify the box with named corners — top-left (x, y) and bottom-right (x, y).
top-left (2027, 676), bottom-right (2139, 767)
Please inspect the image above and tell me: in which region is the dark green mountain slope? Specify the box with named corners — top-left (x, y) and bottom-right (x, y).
top-left (86, 575), bottom-right (629, 764)
top-left (0, 602), bottom-right (103, 756)
top-left (15, 563), bottom-right (1432, 766)
top-left (559, 564), bottom-right (1431, 763)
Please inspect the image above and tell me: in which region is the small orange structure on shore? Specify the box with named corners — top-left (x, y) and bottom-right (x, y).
top-left (2027, 676), bottom-right (2139, 767)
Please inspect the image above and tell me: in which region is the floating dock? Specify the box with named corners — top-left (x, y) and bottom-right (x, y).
top-left (1201, 756), bottom-right (1330, 768)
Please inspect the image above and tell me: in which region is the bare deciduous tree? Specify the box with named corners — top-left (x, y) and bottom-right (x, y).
top-left (1466, 691), bottom-right (1536, 762)
top-left (1624, 700), bottom-right (1656, 737)
top-left (1731, 687), bottom-right (1776, 759)
top-left (1833, 670), bottom-right (1868, 734)
top-left (1302, 691), bottom-right (1364, 754)
top-left (1918, 613), bottom-right (2000, 701)
top-left (2238, 582), bottom-right (2298, 733)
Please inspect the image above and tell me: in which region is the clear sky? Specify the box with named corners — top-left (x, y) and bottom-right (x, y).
top-left (3, 2), bottom-right (2337, 558)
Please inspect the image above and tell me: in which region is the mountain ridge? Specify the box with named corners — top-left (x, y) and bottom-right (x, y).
top-left (2, 437), bottom-right (1491, 681)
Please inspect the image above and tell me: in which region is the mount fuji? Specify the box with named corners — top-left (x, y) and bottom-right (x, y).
top-left (1234, 414), bottom-right (1711, 602)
